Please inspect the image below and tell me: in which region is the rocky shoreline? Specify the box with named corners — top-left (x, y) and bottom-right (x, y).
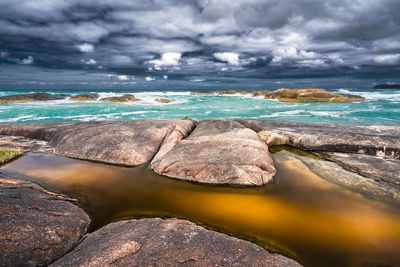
top-left (0, 119), bottom-right (399, 266)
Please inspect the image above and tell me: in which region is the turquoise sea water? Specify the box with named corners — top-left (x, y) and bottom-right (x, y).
top-left (0, 89), bottom-right (399, 125)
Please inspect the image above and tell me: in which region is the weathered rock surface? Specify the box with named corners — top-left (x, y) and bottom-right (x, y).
top-left (151, 120), bottom-right (276, 186)
top-left (52, 218), bottom-right (301, 267)
top-left (0, 135), bottom-right (54, 153)
top-left (69, 93), bottom-right (99, 101)
top-left (155, 98), bottom-right (172, 103)
top-left (0, 120), bottom-right (196, 166)
top-left (237, 119), bottom-right (400, 159)
top-left (320, 152), bottom-right (400, 187)
top-left (0, 93), bottom-right (68, 104)
top-left (254, 88), bottom-right (365, 102)
top-left (100, 94), bottom-right (140, 102)
top-left (0, 175), bottom-right (90, 267)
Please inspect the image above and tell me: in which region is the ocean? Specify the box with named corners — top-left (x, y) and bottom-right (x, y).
top-left (0, 88), bottom-right (399, 125)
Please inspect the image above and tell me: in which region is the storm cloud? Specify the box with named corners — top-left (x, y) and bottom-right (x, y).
top-left (0, 0), bottom-right (399, 88)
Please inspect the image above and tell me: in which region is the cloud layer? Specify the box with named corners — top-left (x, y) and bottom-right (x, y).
top-left (1, 0), bottom-right (399, 87)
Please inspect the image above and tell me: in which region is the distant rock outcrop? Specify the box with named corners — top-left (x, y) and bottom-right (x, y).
top-left (255, 88), bottom-right (365, 102)
top-left (0, 93), bottom-right (68, 104)
top-left (0, 175), bottom-right (90, 267)
top-left (69, 93), bottom-right (99, 101)
top-left (190, 88), bottom-right (365, 102)
top-left (154, 98), bottom-right (172, 103)
top-left (100, 94), bottom-right (140, 102)
top-left (52, 218), bottom-right (301, 267)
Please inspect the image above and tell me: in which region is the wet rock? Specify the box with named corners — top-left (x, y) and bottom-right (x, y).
top-left (52, 218), bottom-right (301, 267)
top-left (320, 152), bottom-right (400, 188)
top-left (274, 150), bottom-right (400, 202)
top-left (0, 175), bottom-right (90, 267)
top-left (151, 120), bottom-right (276, 186)
top-left (0, 93), bottom-right (68, 104)
top-left (254, 88), bottom-right (365, 102)
top-left (0, 120), bottom-right (196, 166)
top-left (154, 98), bottom-right (172, 103)
top-left (69, 93), bottom-right (99, 101)
top-left (100, 94), bottom-right (140, 102)
top-left (237, 119), bottom-right (400, 159)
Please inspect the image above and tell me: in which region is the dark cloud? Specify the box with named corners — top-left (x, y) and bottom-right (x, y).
top-left (0, 0), bottom-right (399, 88)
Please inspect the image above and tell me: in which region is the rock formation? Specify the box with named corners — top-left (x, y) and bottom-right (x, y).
top-left (52, 218), bottom-right (301, 267)
top-left (69, 93), bottom-right (99, 101)
top-left (0, 93), bottom-right (68, 104)
top-left (99, 94), bottom-right (140, 102)
top-left (0, 175), bottom-right (90, 266)
top-left (151, 120), bottom-right (276, 186)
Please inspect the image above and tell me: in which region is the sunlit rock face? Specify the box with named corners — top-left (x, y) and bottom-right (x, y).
top-left (0, 120), bottom-right (197, 166)
top-left (0, 175), bottom-right (90, 267)
top-left (52, 218), bottom-right (301, 267)
top-left (151, 119), bottom-right (276, 186)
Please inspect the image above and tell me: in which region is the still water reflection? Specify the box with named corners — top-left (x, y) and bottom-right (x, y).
top-left (2, 152), bottom-right (400, 267)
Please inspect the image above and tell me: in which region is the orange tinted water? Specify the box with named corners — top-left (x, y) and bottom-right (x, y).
top-left (2, 152), bottom-right (400, 267)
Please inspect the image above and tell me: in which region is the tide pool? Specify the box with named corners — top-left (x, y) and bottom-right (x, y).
top-left (0, 89), bottom-right (399, 125)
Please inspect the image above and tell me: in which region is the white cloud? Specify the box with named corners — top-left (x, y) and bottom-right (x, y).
top-left (117, 75), bottom-right (129, 81)
top-left (0, 51), bottom-right (8, 58)
top-left (148, 52), bottom-right (181, 69)
top-left (21, 56), bottom-right (34, 65)
top-left (213, 52), bottom-right (240, 65)
top-left (81, 58), bottom-right (97, 65)
top-left (77, 43), bottom-right (94, 53)
top-left (373, 54), bottom-right (400, 65)
top-left (145, 76), bottom-right (155, 81)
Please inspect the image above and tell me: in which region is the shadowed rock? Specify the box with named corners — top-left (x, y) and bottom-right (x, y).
top-left (52, 218), bottom-right (301, 267)
top-left (254, 88), bottom-right (365, 102)
top-left (0, 120), bottom-right (196, 166)
top-left (0, 93), bottom-right (68, 104)
top-left (151, 120), bottom-right (276, 186)
top-left (69, 93), bottom-right (99, 101)
top-left (100, 94), bottom-right (140, 102)
top-left (237, 119), bottom-right (400, 159)
top-left (0, 175), bottom-right (90, 267)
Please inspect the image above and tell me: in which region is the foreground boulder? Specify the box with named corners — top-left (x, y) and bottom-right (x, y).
top-left (0, 120), bottom-right (196, 166)
top-left (0, 175), bottom-right (90, 266)
top-left (0, 93), bottom-right (68, 104)
top-left (52, 218), bottom-right (301, 267)
top-left (254, 88), bottom-right (365, 102)
top-left (69, 93), bottom-right (99, 101)
top-left (100, 94), bottom-right (140, 102)
top-left (151, 120), bottom-right (276, 186)
top-left (237, 119), bottom-right (400, 159)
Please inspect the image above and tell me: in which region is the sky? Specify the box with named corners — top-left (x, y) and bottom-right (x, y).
top-left (0, 0), bottom-right (399, 90)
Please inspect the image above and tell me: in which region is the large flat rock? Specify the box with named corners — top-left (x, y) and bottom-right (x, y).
top-left (52, 218), bottom-right (301, 267)
top-left (0, 175), bottom-right (90, 266)
top-left (0, 120), bottom-right (196, 166)
top-left (237, 119), bottom-right (400, 159)
top-left (151, 120), bottom-right (276, 186)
